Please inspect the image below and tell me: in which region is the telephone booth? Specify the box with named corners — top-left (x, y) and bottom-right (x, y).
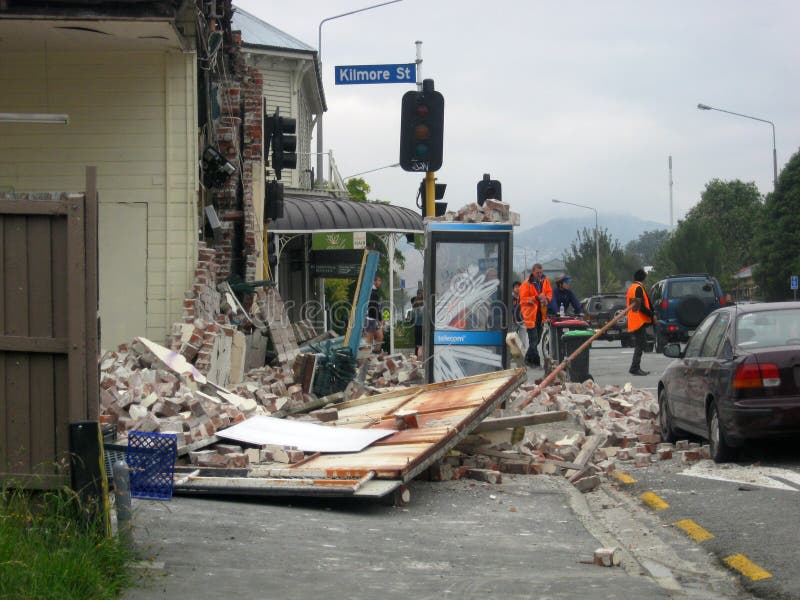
top-left (423, 222), bottom-right (513, 383)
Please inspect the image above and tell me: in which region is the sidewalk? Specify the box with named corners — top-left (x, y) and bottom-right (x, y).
top-left (124, 476), bottom-right (672, 600)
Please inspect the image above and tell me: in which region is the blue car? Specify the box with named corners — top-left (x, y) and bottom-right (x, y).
top-left (649, 274), bottom-right (727, 352)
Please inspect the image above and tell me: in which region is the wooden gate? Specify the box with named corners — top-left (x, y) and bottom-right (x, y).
top-left (0, 168), bottom-right (99, 488)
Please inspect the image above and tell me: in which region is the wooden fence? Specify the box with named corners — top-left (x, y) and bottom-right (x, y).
top-left (0, 167), bottom-right (98, 488)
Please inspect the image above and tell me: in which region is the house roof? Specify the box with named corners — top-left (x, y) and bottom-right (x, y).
top-left (231, 6), bottom-right (326, 112)
top-left (231, 7), bottom-right (314, 52)
top-left (269, 193), bottom-right (423, 234)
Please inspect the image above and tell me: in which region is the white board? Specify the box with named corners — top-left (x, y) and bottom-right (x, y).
top-left (217, 415), bottom-right (395, 453)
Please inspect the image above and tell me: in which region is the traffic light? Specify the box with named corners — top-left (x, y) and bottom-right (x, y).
top-left (399, 78), bottom-right (444, 172)
top-left (477, 173), bottom-right (502, 206)
top-left (266, 107), bottom-right (297, 180)
top-left (266, 232), bottom-right (278, 268)
top-left (417, 178), bottom-right (447, 218)
top-left (265, 180), bottom-right (284, 221)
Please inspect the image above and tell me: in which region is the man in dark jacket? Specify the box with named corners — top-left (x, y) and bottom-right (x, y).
top-left (366, 276), bottom-right (383, 353)
top-left (548, 275), bottom-right (585, 317)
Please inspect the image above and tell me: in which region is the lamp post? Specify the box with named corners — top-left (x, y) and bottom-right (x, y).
top-left (552, 199), bottom-right (601, 294)
top-left (344, 162), bottom-right (400, 180)
top-left (316, 0), bottom-right (404, 188)
top-left (697, 103), bottom-right (778, 191)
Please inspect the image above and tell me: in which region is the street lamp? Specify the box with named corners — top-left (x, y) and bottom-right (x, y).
top-left (344, 162), bottom-right (400, 180)
top-left (697, 103), bottom-right (778, 191)
top-left (552, 199), bottom-right (601, 294)
top-left (316, 0), bottom-right (404, 188)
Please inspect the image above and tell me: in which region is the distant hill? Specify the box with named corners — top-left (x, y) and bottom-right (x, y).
top-left (395, 213), bottom-right (667, 296)
top-left (514, 214), bottom-right (667, 270)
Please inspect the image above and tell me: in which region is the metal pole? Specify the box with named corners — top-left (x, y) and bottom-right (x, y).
top-left (668, 155), bottom-right (674, 230)
top-left (425, 171), bottom-right (435, 217)
top-left (389, 234), bottom-right (395, 354)
top-left (594, 209), bottom-right (601, 294)
top-left (697, 103), bottom-right (777, 191)
top-left (415, 40), bottom-right (423, 92)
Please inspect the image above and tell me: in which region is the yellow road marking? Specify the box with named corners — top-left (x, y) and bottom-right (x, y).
top-left (614, 472), bottom-right (636, 484)
top-left (724, 554), bottom-right (772, 581)
top-left (673, 519), bottom-right (715, 542)
top-left (640, 491), bottom-right (669, 510)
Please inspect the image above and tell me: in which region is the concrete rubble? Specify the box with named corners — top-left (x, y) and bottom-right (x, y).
top-left (99, 238), bottom-right (690, 500)
top-left (425, 199), bottom-right (521, 226)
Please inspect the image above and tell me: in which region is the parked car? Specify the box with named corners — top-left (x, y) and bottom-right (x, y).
top-left (584, 293), bottom-right (631, 345)
top-left (649, 273), bottom-right (727, 352)
top-left (657, 302), bottom-right (800, 462)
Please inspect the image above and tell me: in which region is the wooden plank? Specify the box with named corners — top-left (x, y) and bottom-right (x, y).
top-left (4, 216), bottom-right (30, 473)
top-left (27, 214), bottom-right (55, 473)
top-left (52, 219), bottom-right (70, 464)
top-left (66, 195), bottom-right (87, 421)
top-left (565, 434), bottom-right (607, 480)
top-left (473, 411), bottom-right (569, 432)
top-left (83, 168), bottom-right (99, 420)
top-left (0, 215), bottom-right (5, 471)
top-left (0, 335), bottom-right (69, 353)
top-left (0, 198), bottom-right (69, 216)
top-left (6, 352), bottom-right (31, 473)
top-left (29, 354), bottom-right (55, 475)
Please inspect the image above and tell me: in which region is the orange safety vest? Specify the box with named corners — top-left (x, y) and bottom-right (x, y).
top-left (626, 281), bottom-right (652, 332)
top-left (519, 276), bottom-right (553, 329)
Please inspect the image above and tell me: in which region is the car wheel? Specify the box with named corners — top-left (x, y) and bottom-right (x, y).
top-left (644, 341), bottom-right (655, 353)
top-left (707, 402), bottom-right (735, 463)
top-left (658, 388), bottom-right (678, 443)
top-left (676, 296), bottom-right (706, 329)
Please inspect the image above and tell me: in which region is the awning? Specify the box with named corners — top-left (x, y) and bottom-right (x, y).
top-left (269, 192), bottom-right (423, 235)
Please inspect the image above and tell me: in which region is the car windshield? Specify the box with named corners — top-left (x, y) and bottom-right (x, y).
top-left (669, 280), bottom-right (716, 298)
top-left (736, 308), bottom-right (800, 349)
top-left (592, 297), bottom-right (625, 312)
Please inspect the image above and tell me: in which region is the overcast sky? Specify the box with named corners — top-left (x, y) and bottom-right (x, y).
top-left (235, 0), bottom-right (799, 230)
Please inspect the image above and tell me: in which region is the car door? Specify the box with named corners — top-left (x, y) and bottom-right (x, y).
top-left (670, 314), bottom-right (717, 432)
top-left (686, 312), bottom-right (731, 426)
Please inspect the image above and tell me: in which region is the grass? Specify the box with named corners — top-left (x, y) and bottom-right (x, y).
top-left (0, 484), bottom-right (134, 599)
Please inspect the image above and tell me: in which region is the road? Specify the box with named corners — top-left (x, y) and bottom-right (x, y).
top-left (579, 340), bottom-right (800, 599)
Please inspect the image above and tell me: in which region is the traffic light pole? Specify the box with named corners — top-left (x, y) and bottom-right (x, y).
top-left (425, 171), bottom-right (435, 217)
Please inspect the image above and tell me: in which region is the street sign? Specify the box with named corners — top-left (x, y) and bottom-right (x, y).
top-left (791, 275), bottom-right (798, 290)
top-left (335, 63), bottom-right (416, 85)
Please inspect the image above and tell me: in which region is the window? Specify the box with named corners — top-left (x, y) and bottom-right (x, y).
top-left (684, 314), bottom-right (717, 358)
top-left (700, 313), bottom-right (730, 357)
top-left (669, 280), bottom-right (716, 299)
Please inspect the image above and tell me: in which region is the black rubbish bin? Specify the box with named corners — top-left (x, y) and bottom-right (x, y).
top-left (561, 329), bottom-right (594, 382)
top-left (543, 317), bottom-right (593, 373)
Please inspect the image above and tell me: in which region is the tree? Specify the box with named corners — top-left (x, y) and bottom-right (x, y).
top-left (564, 228), bottom-right (638, 298)
top-left (653, 179), bottom-right (762, 289)
top-left (625, 229), bottom-right (670, 266)
top-left (753, 149), bottom-right (800, 300)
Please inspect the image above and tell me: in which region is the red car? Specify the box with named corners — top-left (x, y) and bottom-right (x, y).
top-left (658, 302), bottom-right (800, 462)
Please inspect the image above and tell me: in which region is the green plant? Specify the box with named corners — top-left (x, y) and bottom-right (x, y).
top-left (0, 484), bottom-right (134, 599)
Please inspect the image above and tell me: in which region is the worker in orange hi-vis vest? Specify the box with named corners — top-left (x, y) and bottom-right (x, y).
top-left (519, 263), bottom-right (552, 367)
top-left (626, 268), bottom-right (654, 376)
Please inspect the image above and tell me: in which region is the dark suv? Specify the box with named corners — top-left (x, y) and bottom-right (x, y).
top-left (584, 293), bottom-right (631, 345)
top-left (649, 273), bottom-right (726, 352)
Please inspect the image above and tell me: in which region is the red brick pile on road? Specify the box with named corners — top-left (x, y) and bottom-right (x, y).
top-left (435, 378), bottom-right (709, 493)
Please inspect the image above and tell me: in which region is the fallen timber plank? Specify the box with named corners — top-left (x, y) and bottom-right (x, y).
top-left (517, 306), bottom-right (633, 411)
top-left (472, 411), bottom-right (568, 432)
top-left (565, 434), bottom-right (607, 480)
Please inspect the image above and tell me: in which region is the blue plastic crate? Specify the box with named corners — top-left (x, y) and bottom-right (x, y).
top-left (126, 431), bottom-right (178, 500)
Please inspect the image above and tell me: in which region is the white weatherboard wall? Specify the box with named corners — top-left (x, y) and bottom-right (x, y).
top-left (0, 49), bottom-right (198, 350)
